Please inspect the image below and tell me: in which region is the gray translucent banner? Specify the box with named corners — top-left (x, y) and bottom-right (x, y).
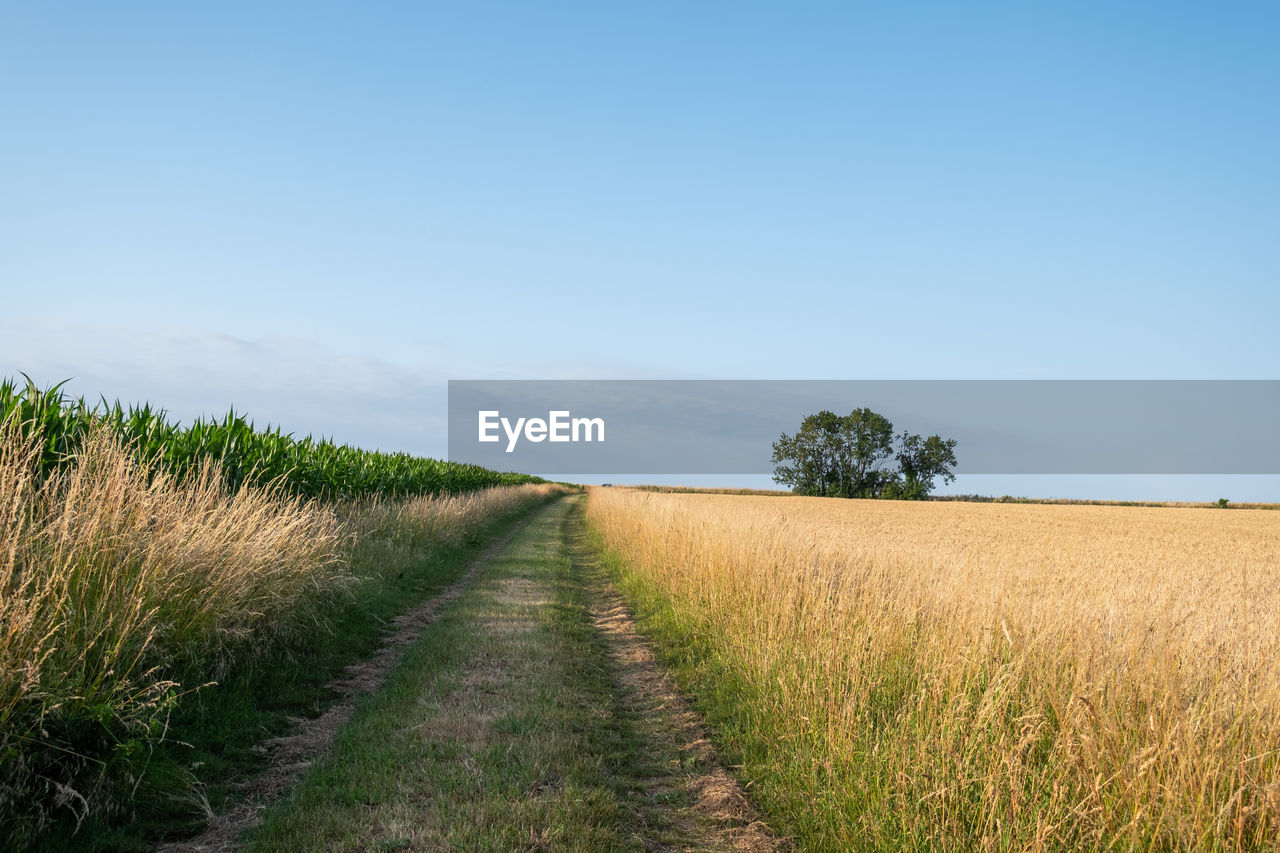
top-left (447, 380), bottom-right (1280, 475)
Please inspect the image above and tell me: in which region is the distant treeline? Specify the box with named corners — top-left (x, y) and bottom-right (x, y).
top-left (619, 484), bottom-right (1278, 510)
top-left (930, 493), bottom-right (1279, 510)
top-left (622, 485), bottom-right (794, 496)
top-left (1, 376), bottom-right (542, 499)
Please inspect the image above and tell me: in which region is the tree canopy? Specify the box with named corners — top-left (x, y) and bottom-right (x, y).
top-left (771, 408), bottom-right (957, 499)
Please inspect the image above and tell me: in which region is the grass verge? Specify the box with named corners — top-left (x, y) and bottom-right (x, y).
top-left (245, 496), bottom-right (648, 851)
top-left (579, 522), bottom-right (810, 847)
top-left (28, 486), bottom-right (564, 852)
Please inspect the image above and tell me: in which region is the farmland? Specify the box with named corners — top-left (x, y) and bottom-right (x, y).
top-left (7, 374), bottom-right (1279, 851)
top-left (0, 380), bottom-right (560, 848)
top-left (0, 377), bottom-right (541, 499)
top-left (586, 488), bottom-right (1280, 850)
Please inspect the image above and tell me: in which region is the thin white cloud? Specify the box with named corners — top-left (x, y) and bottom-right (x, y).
top-left (1, 317), bottom-right (451, 455)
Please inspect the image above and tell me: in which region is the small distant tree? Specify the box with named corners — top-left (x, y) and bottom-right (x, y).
top-left (893, 431), bottom-right (959, 499)
top-left (772, 409), bottom-right (957, 500)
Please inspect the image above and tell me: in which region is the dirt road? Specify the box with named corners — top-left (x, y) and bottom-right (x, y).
top-left (179, 496), bottom-right (779, 852)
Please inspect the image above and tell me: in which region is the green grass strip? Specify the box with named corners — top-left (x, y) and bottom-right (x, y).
top-left (246, 497), bottom-right (646, 852)
top-left (32, 495), bottom-right (559, 852)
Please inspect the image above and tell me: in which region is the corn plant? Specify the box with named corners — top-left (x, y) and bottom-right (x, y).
top-left (0, 376), bottom-right (542, 499)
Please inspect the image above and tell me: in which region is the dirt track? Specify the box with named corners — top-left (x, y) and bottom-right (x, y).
top-left (165, 497), bottom-right (781, 851)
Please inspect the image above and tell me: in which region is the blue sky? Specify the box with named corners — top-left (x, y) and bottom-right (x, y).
top-left (3, 3), bottom-right (1277, 499)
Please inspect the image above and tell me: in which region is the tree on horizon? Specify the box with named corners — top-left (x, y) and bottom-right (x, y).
top-left (771, 408), bottom-right (957, 499)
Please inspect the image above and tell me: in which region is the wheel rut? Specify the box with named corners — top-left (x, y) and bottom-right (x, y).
top-left (168, 497), bottom-right (785, 851)
top-left (565, 501), bottom-right (785, 852)
top-left (159, 515), bottom-right (534, 853)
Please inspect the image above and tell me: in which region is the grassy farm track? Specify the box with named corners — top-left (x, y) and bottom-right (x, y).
top-left (239, 496), bottom-right (776, 852)
top-left (159, 509), bottom-right (541, 853)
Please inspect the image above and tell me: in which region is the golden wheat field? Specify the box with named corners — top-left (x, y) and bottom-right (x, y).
top-left (587, 487), bottom-right (1280, 850)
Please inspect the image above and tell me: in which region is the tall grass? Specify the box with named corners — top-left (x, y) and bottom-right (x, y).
top-left (586, 488), bottom-right (1280, 850)
top-left (343, 481), bottom-right (566, 551)
top-left (0, 420), bottom-right (344, 844)
top-left (0, 391), bottom-right (563, 847)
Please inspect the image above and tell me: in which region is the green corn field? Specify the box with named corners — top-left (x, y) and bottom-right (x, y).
top-left (0, 375), bottom-right (541, 498)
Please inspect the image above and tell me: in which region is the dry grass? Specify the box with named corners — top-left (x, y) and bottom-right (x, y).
top-left (0, 414), bottom-right (564, 846)
top-left (160, 505), bottom-right (546, 853)
top-left (0, 421), bottom-right (345, 841)
top-left (586, 487), bottom-right (1280, 850)
top-left (342, 481), bottom-right (566, 551)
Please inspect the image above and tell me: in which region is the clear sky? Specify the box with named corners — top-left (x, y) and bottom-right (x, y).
top-left (3, 2), bottom-right (1277, 499)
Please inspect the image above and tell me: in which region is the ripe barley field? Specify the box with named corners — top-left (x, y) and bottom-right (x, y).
top-left (586, 487), bottom-right (1280, 850)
